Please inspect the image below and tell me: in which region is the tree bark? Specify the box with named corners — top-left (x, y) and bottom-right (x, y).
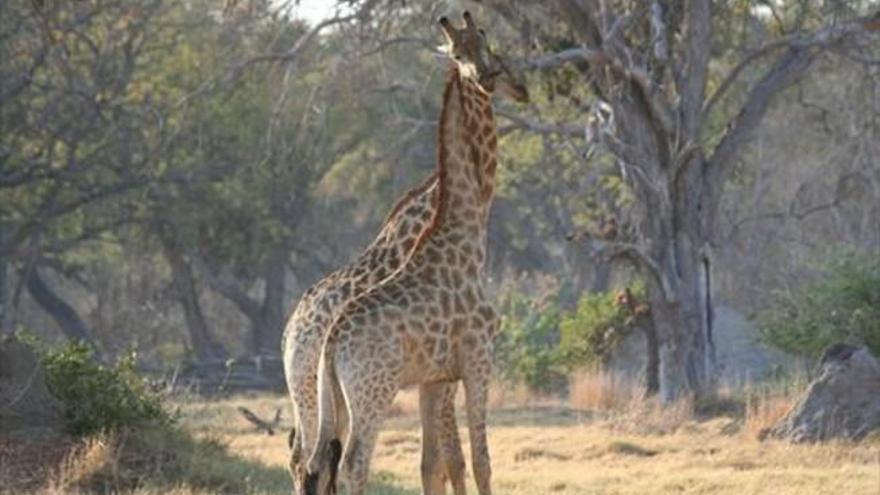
top-left (253, 248), bottom-right (287, 355)
top-left (0, 230), bottom-right (9, 333)
top-left (160, 235), bottom-right (227, 362)
top-left (194, 249), bottom-right (288, 356)
top-left (642, 315), bottom-right (660, 396)
top-left (644, 239), bottom-right (715, 401)
top-left (26, 267), bottom-right (96, 348)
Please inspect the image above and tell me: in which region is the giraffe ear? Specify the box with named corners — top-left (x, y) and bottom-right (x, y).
top-left (438, 16), bottom-right (455, 43)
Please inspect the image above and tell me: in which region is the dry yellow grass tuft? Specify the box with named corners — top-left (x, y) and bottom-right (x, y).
top-left (568, 369), bottom-right (643, 412)
top-left (744, 392), bottom-right (796, 439)
top-left (47, 435), bottom-right (115, 492)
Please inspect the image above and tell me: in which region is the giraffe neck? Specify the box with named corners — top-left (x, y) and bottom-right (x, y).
top-left (331, 175), bottom-right (438, 294)
top-left (414, 68), bottom-right (498, 265)
top-left (427, 69), bottom-right (497, 235)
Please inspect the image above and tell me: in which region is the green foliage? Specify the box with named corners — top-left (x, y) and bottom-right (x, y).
top-left (495, 283), bottom-right (649, 392)
top-left (759, 252), bottom-right (880, 358)
top-left (558, 284), bottom-right (644, 370)
top-left (495, 290), bottom-right (566, 392)
top-left (38, 341), bottom-right (172, 435)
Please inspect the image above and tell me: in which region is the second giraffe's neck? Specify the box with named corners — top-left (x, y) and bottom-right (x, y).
top-left (431, 68), bottom-right (498, 239)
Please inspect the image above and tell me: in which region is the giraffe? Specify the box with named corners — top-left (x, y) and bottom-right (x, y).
top-left (283, 172), bottom-right (469, 494)
top-left (305, 12), bottom-right (528, 495)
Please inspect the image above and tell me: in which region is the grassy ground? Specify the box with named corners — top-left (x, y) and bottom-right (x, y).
top-left (6, 386), bottom-right (879, 494)
top-left (173, 390), bottom-right (879, 495)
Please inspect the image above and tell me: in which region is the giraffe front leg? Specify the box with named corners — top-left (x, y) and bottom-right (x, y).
top-left (420, 382), bottom-right (467, 495)
top-left (419, 382), bottom-right (447, 495)
top-left (463, 366), bottom-right (492, 495)
top-left (437, 382), bottom-right (467, 495)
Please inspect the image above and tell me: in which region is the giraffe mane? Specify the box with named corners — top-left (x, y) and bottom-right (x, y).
top-left (412, 67), bottom-right (459, 254)
top-left (379, 170), bottom-right (439, 228)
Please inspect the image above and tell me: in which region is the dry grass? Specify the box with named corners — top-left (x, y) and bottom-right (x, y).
top-left (48, 436), bottom-right (116, 492)
top-left (167, 388), bottom-right (878, 495)
top-left (744, 393), bottom-right (796, 439)
top-left (7, 380), bottom-right (878, 495)
top-left (0, 437), bottom-right (78, 493)
top-left (568, 369), bottom-right (643, 412)
top-left (387, 380), bottom-right (543, 418)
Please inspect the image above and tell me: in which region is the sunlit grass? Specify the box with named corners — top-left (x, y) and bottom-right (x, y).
top-left (9, 381), bottom-right (878, 494)
top-left (170, 388), bottom-right (878, 495)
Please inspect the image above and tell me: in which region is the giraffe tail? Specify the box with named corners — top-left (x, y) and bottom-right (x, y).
top-left (305, 337), bottom-right (344, 493)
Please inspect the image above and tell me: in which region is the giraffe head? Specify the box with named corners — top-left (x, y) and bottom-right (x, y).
top-left (439, 11), bottom-right (529, 103)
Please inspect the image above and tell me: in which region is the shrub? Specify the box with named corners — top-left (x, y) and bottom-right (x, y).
top-left (37, 341), bottom-right (173, 435)
top-left (495, 284), bottom-right (649, 393)
top-left (759, 252), bottom-right (880, 359)
top-left (494, 290), bottom-right (566, 392)
top-left (557, 284), bottom-right (645, 370)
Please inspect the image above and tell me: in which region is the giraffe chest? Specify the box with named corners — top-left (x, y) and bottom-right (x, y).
top-left (393, 279), bottom-right (498, 386)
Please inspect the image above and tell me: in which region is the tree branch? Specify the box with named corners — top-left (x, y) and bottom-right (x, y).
top-left (518, 46), bottom-right (675, 134)
top-left (680, 0), bottom-right (712, 137)
top-left (190, 254), bottom-right (262, 322)
top-left (703, 13), bottom-right (880, 122)
top-left (702, 39), bottom-right (796, 121)
top-left (650, 1), bottom-right (669, 65)
top-left (593, 240), bottom-right (677, 303)
top-left (704, 14), bottom-right (879, 238)
top-left (709, 46), bottom-right (817, 180)
top-left (495, 108), bottom-right (584, 137)
top-left (519, 47), bottom-right (604, 71)
top-left (234, 13), bottom-right (357, 68)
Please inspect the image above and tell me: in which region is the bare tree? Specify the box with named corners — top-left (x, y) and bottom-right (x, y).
top-left (479, 1), bottom-right (880, 400)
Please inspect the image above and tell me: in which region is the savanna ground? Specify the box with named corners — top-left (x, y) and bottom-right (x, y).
top-left (10, 374), bottom-right (878, 495)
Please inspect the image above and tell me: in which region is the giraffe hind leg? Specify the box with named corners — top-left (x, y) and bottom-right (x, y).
top-left (336, 363), bottom-right (400, 495)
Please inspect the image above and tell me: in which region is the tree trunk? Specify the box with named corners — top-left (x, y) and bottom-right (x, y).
top-left (0, 250), bottom-right (9, 333)
top-left (253, 249), bottom-right (287, 355)
top-left (160, 236), bottom-right (227, 362)
top-left (642, 316), bottom-right (660, 396)
top-left (26, 267), bottom-right (97, 349)
top-left (589, 260), bottom-right (612, 293)
top-left (646, 238), bottom-right (716, 402)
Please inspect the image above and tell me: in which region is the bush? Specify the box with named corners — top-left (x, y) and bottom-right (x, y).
top-left (495, 284), bottom-right (648, 393)
top-left (494, 290), bottom-right (566, 392)
top-left (37, 341), bottom-right (172, 435)
top-left (759, 252), bottom-right (880, 359)
top-left (558, 284), bottom-right (644, 370)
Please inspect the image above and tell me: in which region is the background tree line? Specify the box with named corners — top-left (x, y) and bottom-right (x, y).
top-left (2, 0), bottom-right (878, 399)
